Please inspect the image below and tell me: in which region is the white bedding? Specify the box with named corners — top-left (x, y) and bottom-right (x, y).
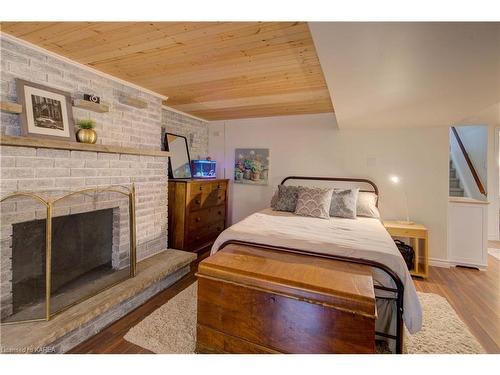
top-left (212, 208), bottom-right (422, 334)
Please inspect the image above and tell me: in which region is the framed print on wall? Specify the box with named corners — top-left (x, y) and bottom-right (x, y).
top-left (16, 79), bottom-right (76, 141)
top-left (234, 148), bottom-right (270, 185)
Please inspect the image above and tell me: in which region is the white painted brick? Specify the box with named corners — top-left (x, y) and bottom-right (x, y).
top-left (54, 159), bottom-right (85, 168)
top-left (70, 168), bottom-right (97, 177)
top-left (0, 156), bottom-right (15, 167)
top-left (71, 151), bottom-right (97, 160)
top-left (0, 146), bottom-right (36, 156)
top-left (96, 169), bottom-right (117, 177)
top-left (54, 178), bottom-right (86, 188)
top-left (119, 154), bottom-right (140, 161)
top-left (109, 160), bottom-right (130, 169)
top-left (97, 153), bottom-right (120, 160)
top-left (85, 177), bottom-right (111, 186)
top-left (35, 168), bottom-right (69, 178)
top-left (37, 148), bottom-right (70, 158)
top-left (0, 179), bottom-right (18, 192)
top-left (85, 159), bottom-right (110, 168)
top-left (1, 168), bottom-right (34, 179)
top-left (16, 157), bottom-right (54, 168)
top-left (18, 178), bottom-right (54, 190)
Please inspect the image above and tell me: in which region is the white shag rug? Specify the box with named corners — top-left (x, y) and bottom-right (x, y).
top-left (124, 283), bottom-right (485, 354)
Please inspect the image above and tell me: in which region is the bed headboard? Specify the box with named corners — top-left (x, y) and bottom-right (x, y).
top-left (281, 176), bottom-right (379, 197)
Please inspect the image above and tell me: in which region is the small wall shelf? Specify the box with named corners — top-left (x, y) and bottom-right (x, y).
top-left (118, 95), bottom-right (148, 109)
top-left (0, 101), bottom-right (22, 114)
top-left (73, 99), bottom-right (110, 113)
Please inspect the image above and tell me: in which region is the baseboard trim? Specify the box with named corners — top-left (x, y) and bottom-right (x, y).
top-left (429, 257), bottom-right (487, 270)
top-left (428, 258), bottom-right (452, 268)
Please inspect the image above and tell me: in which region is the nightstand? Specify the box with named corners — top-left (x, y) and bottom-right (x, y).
top-left (383, 221), bottom-right (429, 278)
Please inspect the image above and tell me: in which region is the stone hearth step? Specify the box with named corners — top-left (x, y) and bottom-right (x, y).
top-left (0, 249), bottom-right (196, 353)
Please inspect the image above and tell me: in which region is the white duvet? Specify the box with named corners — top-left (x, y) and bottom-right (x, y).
top-left (212, 208), bottom-right (422, 334)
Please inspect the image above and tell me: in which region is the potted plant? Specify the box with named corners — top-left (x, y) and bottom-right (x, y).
top-left (250, 160), bottom-right (263, 181)
top-left (76, 119), bottom-right (97, 144)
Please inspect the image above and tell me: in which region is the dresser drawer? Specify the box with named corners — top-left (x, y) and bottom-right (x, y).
top-left (189, 183), bottom-right (227, 211)
top-left (186, 220), bottom-right (225, 248)
top-left (188, 205), bottom-right (226, 231)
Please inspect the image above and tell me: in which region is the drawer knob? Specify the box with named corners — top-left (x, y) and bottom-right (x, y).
top-left (199, 186), bottom-right (203, 191)
top-left (196, 217), bottom-right (201, 222)
top-left (217, 184), bottom-right (221, 189)
top-left (217, 210), bottom-right (222, 215)
top-left (195, 199), bottom-right (201, 204)
top-left (218, 196), bottom-right (222, 200)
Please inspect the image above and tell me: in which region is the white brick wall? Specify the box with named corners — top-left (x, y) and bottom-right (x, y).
top-left (162, 109), bottom-right (209, 160)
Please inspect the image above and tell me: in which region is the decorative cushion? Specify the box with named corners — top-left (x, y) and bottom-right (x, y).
top-left (270, 189), bottom-right (279, 209)
top-left (329, 188), bottom-right (359, 219)
top-left (357, 192), bottom-right (381, 219)
top-left (273, 185), bottom-right (300, 212)
top-left (294, 187), bottom-right (334, 219)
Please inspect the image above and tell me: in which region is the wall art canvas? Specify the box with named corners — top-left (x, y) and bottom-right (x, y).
top-left (234, 148), bottom-right (269, 185)
top-left (16, 79), bottom-right (75, 141)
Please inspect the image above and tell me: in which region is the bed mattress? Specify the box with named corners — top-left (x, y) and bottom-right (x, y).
top-left (211, 208), bottom-right (422, 334)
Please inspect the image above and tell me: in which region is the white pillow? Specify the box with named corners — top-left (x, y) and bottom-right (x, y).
top-left (357, 192), bottom-right (380, 219)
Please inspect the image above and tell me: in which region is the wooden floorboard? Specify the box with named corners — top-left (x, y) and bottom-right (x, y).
top-left (70, 251), bottom-right (499, 354)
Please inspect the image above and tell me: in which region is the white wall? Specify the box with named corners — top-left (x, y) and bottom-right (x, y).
top-left (209, 113), bottom-right (449, 261)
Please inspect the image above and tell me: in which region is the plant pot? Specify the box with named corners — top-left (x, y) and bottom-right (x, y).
top-left (76, 128), bottom-right (97, 144)
top-left (243, 170), bottom-right (251, 180)
top-left (251, 172), bottom-right (261, 181)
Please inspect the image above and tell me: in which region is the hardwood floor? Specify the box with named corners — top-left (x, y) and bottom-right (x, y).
top-left (70, 252), bottom-right (499, 354)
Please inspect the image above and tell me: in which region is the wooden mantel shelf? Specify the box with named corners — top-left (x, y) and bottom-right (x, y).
top-left (0, 135), bottom-right (170, 158)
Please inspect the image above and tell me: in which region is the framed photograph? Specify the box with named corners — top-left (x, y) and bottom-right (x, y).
top-left (234, 148), bottom-right (269, 185)
top-left (16, 79), bottom-right (75, 141)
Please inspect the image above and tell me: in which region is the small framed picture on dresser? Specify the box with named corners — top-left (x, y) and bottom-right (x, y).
top-left (16, 79), bottom-right (76, 141)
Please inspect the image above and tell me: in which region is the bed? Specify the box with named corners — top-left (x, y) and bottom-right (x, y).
top-left (211, 176), bottom-right (423, 353)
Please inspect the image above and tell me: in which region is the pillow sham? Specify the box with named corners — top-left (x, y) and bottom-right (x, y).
top-left (273, 185), bottom-right (300, 212)
top-left (357, 191), bottom-right (380, 219)
top-left (294, 187), bottom-right (333, 219)
top-left (329, 188), bottom-right (359, 219)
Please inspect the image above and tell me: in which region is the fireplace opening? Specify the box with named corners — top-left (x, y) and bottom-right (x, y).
top-left (3, 207), bottom-right (131, 323)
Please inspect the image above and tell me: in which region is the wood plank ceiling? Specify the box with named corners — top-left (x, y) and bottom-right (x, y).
top-left (1, 22), bottom-right (334, 120)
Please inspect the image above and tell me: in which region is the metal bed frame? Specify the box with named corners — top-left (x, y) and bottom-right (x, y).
top-left (220, 176), bottom-right (404, 354)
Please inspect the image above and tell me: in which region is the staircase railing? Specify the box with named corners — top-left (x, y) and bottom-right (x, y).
top-left (450, 126), bottom-right (487, 196)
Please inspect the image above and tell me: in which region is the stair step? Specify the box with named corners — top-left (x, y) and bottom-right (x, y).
top-left (449, 178), bottom-right (461, 188)
top-left (449, 187), bottom-right (464, 197)
top-left (449, 169), bottom-right (456, 178)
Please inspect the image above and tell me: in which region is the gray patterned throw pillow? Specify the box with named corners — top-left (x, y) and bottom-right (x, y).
top-left (294, 187), bottom-right (334, 219)
top-left (329, 188), bottom-right (359, 219)
top-left (273, 185), bottom-right (300, 212)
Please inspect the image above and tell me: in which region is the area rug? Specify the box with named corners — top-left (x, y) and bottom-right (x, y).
top-left (124, 283), bottom-right (484, 354)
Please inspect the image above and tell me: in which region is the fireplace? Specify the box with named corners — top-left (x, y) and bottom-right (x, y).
top-left (0, 186), bottom-right (137, 324)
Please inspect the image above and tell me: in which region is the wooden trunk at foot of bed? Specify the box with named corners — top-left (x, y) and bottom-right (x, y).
top-left (195, 244), bottom-right (377, 354)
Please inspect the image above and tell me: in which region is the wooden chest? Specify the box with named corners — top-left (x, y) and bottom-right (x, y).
top-left (196, 244), bottom-right (377, 354)
top-left (168, 179), bottom-right (229, 253)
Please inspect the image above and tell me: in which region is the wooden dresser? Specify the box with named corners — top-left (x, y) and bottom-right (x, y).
top-left (168, 179), bottom-right (229, 253)
top-left (196, 244), bottom-right (376, 354)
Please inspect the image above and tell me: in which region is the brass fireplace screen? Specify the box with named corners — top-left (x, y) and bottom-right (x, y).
top-left (0, 185), bottom-right (137, 324)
